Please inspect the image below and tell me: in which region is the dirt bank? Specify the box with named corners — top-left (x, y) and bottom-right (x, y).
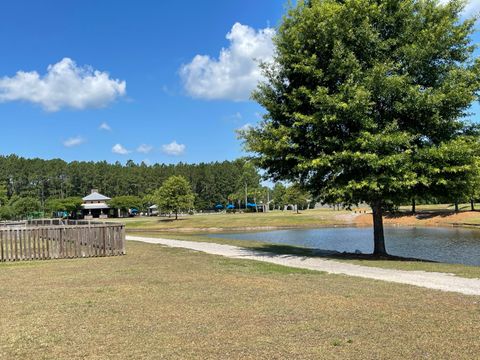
top-left (355, 211), bottom-right (480, 227)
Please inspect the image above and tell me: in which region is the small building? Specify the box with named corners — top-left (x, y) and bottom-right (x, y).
top-left (257, 203), bottom-right (269, 213)
top-left (148, 204), bottom-right (158, 216)
top-left (284, 204), bottom-right (298, 212)
top-left (82, 189), bottom-right (111, 219)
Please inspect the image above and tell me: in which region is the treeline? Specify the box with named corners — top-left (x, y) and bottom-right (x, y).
top-left (0, 155), bottom-right (260, 211)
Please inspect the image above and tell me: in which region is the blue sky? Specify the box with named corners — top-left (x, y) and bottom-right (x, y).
top-left (0, 1), bottom-right (479, 165)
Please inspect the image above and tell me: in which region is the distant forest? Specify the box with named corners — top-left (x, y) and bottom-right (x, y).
top-left (0, 155), bottom-right (261, 210)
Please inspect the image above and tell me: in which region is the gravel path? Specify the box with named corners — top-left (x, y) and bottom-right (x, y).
top-left (127, 235), bottom-right (480, 296)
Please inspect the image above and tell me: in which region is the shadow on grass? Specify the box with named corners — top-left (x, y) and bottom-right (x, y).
top-left (155, 218), bottom-right (187, 223)
top-left (249, 243), bottom-right (436, 263)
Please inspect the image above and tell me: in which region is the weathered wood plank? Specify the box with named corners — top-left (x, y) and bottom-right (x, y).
top-left (0, 230), bottom-right (4, 262)
top-left (14, 230), bottom-right (19, 261)
top-left (6, 230), bottom-right (11, 261)
top-left (46, 228), bottom-right (51, 259)
top-left (41, 227), bottom-right (46, 260)
top-left (32, 228), bottom-right (37, 260)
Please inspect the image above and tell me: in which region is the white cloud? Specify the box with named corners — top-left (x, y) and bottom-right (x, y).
top-left (137, 144), bottom-right (153, 154)
top-left (237, 123), bottom-right (253, 132)
top-left (0, 58), bottom-right (126, 111)
top-left (180, 23), bottom-right (275, 101)
top-left (161, 141), bottom-right (186, 156)
top-left (223, 111), bottom-right (243, 124)
top-left (99, 122), bottom-right (111, 131)
top-left (438, 0), bottom-right (480, 16)
top-left (112, 143), bottom-right (131, 155)
top-left (232, 112), bottom-right (242, 120)
top-left (461, 1), bottom-right (480, 16)
top-left (63, 136), bottom-right (85, 148)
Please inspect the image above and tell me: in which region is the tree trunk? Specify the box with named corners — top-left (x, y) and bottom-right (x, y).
top-left (454, 201), bottom-right (459, 212)
top-left (175, 210), bottom-right (178, 220)
top-left (471, 199), bottom-right (475, 211)
top-left (411, 198), bottom-right (416, 214)
top-left (372, 203), bottom-right (387, 256)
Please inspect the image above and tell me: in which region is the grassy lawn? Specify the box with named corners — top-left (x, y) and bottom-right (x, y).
top-left (1, 241), bottom-right (479, 359)
top-left (114, 208), bottom-right (359, 231)
top-left (129, 232), bottom-right (480, 279)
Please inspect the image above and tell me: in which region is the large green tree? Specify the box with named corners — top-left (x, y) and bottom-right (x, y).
top-left (272, 183), bottom-right (287, 209)
top-left (283, 184), bottom-right (310, 213)
top-left (9, 196), bottom-right (41, 219)
top-left (46, 197), bottom-right (82, 214)
top-left (108, 196), bottom-right (143, 215)
top-left (154, 176), bottom-right (195, 220)
top-left (228, 161), bottom-right (262, 209)
top-left (242, 0), bottom-right (480, 255)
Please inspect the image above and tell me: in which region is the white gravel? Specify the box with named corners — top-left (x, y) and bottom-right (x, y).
top-left (127, 235), bottom-right (480, 296)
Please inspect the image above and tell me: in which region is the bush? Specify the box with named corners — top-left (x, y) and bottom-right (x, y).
top-left (0, 205), bottom-right (14, 220)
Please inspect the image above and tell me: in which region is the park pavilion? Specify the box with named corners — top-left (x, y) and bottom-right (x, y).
top-left (82, 189), bottom-right (110, 219)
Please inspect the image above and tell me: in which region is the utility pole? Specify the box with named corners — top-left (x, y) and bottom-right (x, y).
top-left (245, 183), bottom-right (248, 210)
top-left (267, 188), bottom-right (270, 213)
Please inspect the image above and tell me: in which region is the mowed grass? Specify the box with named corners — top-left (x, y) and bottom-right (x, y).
top-left (130, 232), bottom-right (480, 279)
top-left (114, 208), bottom-right (358, 231)
top-left (2, 241), bottom-right (479, 359)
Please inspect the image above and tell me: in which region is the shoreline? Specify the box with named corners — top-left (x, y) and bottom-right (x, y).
top-left (125, 211), bottom-right (480, 234)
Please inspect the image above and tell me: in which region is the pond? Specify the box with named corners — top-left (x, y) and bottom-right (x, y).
top-left (207, 226), bottom-right (480, 266)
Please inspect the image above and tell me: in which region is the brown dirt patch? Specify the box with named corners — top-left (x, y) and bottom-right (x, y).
top-left (355, 211), bottom-right (480, 227)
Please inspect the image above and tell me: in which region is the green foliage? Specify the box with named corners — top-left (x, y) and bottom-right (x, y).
top-left (238, 162), bottom-right (261, 190)
top-left (9, 196), bottom-right (41, 218)
top-left (0, 156), bottom-right (260, 210)
top-left (108, 196), bottom-right (143, 212)
top-left (46, 197), bottom-right (82, 213)
top-left (272, 183), bottom-right (287, 209)
top-left (415, 137), bottom-right (480, 203)
top-left (0, 182), bottom-right (7, 206)
top-left (0, 205), bottom-right (14, 220)
top-left (242, 0), bottom-right (480, 210)
top-left (154, 176), bottom-right (195, 219)
top-left (283, 185), bottom-right (310, 212)
top-left (142, 194), bottom-right (156, 207)
top-left (241, 0), bottom-right (480, 253)
top-left (227, 161), bottom-right (262, 208)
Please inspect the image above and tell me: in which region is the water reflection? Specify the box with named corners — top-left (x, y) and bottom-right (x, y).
top-left (207, 226), bottom-right (480, 266)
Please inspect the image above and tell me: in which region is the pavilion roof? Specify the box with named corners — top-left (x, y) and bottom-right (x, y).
top-left (82, 192), bottom-right (111, 202)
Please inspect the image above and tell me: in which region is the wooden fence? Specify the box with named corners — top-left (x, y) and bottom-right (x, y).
top-left (0, 220), bottom-right (125, 262)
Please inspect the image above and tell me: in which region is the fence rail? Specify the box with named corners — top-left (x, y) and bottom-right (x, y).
top-left (0, 221), bottom-right (125, 262)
